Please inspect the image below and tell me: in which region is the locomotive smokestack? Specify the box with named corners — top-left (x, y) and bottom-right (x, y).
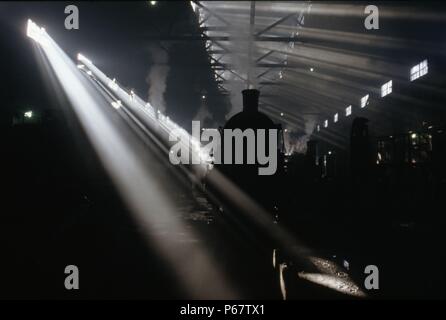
top-left (242, 89), bottom-right (260, 113)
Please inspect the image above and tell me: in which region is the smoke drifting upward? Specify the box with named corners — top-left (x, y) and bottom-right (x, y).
top-left (285, 115), bottom-right (317, 154)
top-left (222, 3), bottom-right (259, 119)
top-left (225, 38), bottom-right (259, 119)
top-left (194, 100), bottom-right (215, 128)
top-left (146, 46), bottom-right (169, 114)
top-left (226, 81), bottom-right (247, 120)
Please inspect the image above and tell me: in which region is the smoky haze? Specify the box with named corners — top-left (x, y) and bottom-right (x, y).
top-left (146, 45), bottom-right (170, 114)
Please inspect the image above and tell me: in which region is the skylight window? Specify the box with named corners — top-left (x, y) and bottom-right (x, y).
top-left (410, 59), bottom-right (428, 81)
top-left (345, 105), bottom-right (352, 116)
top-left (381, 80), bottom-right (392, 97)
top-left (361, 94), bottom-right (369, 108)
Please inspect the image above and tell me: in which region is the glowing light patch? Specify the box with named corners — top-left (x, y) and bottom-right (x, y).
top-left (26, 19), bottom-right (48, 46)
top-left (304, 256), bottom-right (366, 297)
top-left (279, 263), bottom-right (287, 300)
top-left (334, 113), bottom-right (338, 123)
top-left (77, 53), bottom-right (92, 65)
top-left (361, 94), bottom-right (369, 108)
top-left (298, 272), bottom-right (365, 297)
top-left (410, 60), bottom-right (428, 81)
top-left (190, 1), bottom-right (198, 13)
top-left (272, 249), bottom-right (277, 268)
top-left (111, 100), bottom-right (122, 109)
top-left (24, 111), bottom-right (33, 118)
top-left (198, 149), bottom-right (213, 162)
top-left (345, 105), bottom-right (352, 116)
top-left (381, 80), bottom-right (392, 97)
top-left (324, 119), bottom-right (328, 128)
top-left (108, 79), bottom-right (118, 91)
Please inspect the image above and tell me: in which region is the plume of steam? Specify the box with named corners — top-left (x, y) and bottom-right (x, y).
top-left (220, 3), bottom-right (259, 119)
top-left (194, 100), bottom-right (215, 128)
top-left (146, 46), bottom-right (169, 114)
top-left (224, 40), bottom-right (258, 119)
top-left (285, 115), bottom-right (317, 154)
top-left (226, 81), bottom-right (246, 119)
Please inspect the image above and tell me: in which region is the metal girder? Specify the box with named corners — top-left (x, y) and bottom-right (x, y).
top-left (193, 1), bottom-right (310, 99)
top-left (144, 35), bottom-right (305, 42)
top-left (210, 64), bottom-right (247, 83)
top-left (208, 49), bottom-right (226, 54)
top-left (224, 68), bottom-right (247, 82)
top-left (257, 68), bottom-right (276, 79)
top-left (209, 56), bottom-right (226, 67)
top-left (215, 73), bottom-right (227, 82)
top-left (206, 39), bottom-right (231, 54)
top-left (211, 62), bottom-right (291, 69)
top-left (256, 50), bottom-right (275, 63)
top-left (257, 63), bottom-right (288, 68)
top-left (217, 82), bottom-right (230, 93)
top-left (195, 1), bottom-right (231, 26)
top-left (255, 11), bottom-right (300, 37)
top-left (198, 16), bottom-right (210, 27)
top-left (216, 80), bottom-right (283, 86)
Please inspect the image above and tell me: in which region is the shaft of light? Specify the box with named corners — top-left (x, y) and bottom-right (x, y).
top-left (27, 19), bottom-right (237, 299)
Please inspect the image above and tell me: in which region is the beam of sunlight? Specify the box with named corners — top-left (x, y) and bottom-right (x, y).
top-left (27, 16), bottom-right (369, 298)
top-left (26, 19), bottom-right (237, 299)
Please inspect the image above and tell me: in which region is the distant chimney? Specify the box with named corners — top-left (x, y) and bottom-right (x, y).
top-left (242, 89), bottom-right (260, 113)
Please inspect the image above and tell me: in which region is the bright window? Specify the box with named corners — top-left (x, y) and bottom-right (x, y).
top-left (410, 59), bottom-right (428, 81)
top-left (345, 105), bottom-right (352, 116)
top-left (381, 80), bottom-right (392, 97)
top-left (361, 94), bottom-right (369, 108)
top-left (334, 113), bottom-right (338, 123)
top-left (324, 119), bottom-right (328, 128)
